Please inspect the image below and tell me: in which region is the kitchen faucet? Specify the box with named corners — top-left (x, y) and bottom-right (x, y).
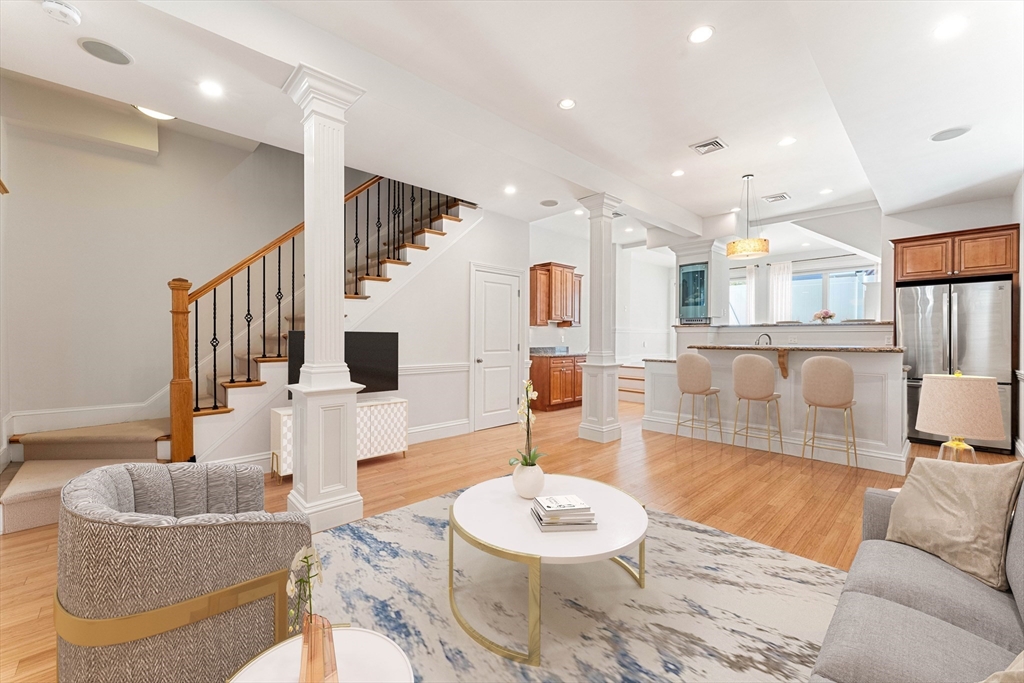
top-left (755, 333), bottom-right (772, 346)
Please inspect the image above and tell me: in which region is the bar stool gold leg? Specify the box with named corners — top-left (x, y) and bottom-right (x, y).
top-left (703, 395), bottom-right (710, 442)
top-left (715, 394), bottom-right (724, 443)
top-left (675, 395), bottom-right (683, 438)
top-left (732, 399), bottom-right (741, 447)
top-left (744, 400), bottom-right (752, 449)
top-left (801, 405), bottom-right (810, 459)
top-left (810, 406), bottom-right (819, 461)
top-left (775, 399), bottom-right (784, 453)
top-left (849, 407), bottom-right (859, 468)
top-left (765, 401), bottom-right (773, 454)
top-left (691, 394), bottom-right (697, 440)
top-left (843, 408), bottom-right (852, 467)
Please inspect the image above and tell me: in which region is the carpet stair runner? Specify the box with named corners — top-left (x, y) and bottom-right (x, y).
top-left (0, 418), bottom-right (168, 534)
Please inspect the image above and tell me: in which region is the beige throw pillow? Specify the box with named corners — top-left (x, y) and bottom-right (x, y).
top-left (886, 458), bottom-right (1024, 590)
top-left (979, 651), bottom-right (1024, 683)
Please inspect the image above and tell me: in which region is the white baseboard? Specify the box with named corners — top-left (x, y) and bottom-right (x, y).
top-left (641, 414), bottom-right (909, 475)
top-left (407, 419), bottom-right (470, 445)
top-left (1015, 438), bottom-right (1024, 460)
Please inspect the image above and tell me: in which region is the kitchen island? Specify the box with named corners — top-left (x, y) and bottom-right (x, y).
top-left (642, 345), bottom-right (909, 474)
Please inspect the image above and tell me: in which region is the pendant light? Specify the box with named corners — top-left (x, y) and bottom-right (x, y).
top-left (726, 174), bottom-right (769, 259)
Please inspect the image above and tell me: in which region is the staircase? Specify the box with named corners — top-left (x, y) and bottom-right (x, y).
top-left (171, 175), bottom-right (482, 463)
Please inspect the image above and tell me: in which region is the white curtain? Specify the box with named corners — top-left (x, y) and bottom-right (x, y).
top-left (745, 265), bottom-right (757, 325)
top-left (769, 261), bottom-right (793, 323)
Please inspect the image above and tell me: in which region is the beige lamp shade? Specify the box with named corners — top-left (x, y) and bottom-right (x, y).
top-left (915, 374), bottom-right (1004, 440)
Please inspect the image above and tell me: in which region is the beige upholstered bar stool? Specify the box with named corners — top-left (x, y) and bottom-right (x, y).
top-left (675, 353), bottom-right (724, 441)
top-left (800, 355), bottom-right (859, 467)
top-left (732, 354), bottom-right (784, 453)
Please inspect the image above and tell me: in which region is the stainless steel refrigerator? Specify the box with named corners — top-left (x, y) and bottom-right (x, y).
top-left (897, 279), bottom-right (1014, 452)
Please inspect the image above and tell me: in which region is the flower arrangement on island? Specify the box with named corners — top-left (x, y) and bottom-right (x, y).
top-left (509, 379), bottom-right (546, 498)
top-left (287, 544), bottom-right (339, 682)
top-left (812, 308), bottom-right (836, 323)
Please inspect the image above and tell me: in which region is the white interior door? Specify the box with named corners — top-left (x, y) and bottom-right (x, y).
top-left (473, 268), bottom-right (521, 430)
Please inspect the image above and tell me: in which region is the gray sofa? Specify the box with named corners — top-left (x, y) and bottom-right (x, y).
top-left (811, 486), bottom-right (1024, 683)
top-left (56, 463), bottom-right (312, 683)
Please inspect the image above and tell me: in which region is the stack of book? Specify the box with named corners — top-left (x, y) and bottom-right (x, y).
top-left (531, 494), bottom-right (597, 532)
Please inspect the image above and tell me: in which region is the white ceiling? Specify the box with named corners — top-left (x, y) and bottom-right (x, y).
top-left (1, 0), bottom-right (1021, 233)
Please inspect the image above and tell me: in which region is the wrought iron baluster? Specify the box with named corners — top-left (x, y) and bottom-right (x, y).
top-left (376, 182), bottom-right (383, 270)
top-left (392, 181), bottom-right (401, 247)
top-left (229, 277), bottom-right (235, 384)
top-left (245, 266), bottom-right (253, 382)
top-left (409, 185), bottom-right (416, 256)
top-left (194, 301), bottom-right (200, 412)
top-left (211, 288), bottom-right (219, 410)
top-left (354, 194), bottom-right (360, 295)
top-left (261, 256), bottom-right (267, 358)
top-left (364, 190), bottom-right (370, 277)
top-left (386, 179), bottom-right (392, 259)
top-left (419, 186), bottom-right (424, 231)
top-left (276, 246), bottom-right (283, 358)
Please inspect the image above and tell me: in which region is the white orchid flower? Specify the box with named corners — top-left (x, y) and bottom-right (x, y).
top-left (286, 576), bottom-right (296, 598)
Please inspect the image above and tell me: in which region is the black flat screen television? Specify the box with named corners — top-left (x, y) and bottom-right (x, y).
top-left (287, 331), bottom-right (399, 394)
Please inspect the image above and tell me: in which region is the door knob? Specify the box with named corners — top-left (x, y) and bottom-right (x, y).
top-left (475, 358), bottom-right (483, 363)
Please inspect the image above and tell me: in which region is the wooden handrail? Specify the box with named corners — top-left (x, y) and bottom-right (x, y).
top-left (187, 175), bottom-right (384, 303)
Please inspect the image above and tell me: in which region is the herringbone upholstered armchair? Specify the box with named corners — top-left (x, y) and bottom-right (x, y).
top-left (56, 463), bottom-right (311, 683)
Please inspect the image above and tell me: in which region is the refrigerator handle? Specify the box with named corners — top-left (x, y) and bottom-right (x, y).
top-left (951, 291), bottom-right (958, 374)
top-left (942, 291), bottom-right (950, 374)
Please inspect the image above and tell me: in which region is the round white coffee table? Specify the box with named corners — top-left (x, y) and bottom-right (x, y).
top-left (229, 627), bottom-right (414, 683)
top-left (448, 474), bottom-right (648, 666)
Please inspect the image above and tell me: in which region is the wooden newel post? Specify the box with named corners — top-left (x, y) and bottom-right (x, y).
top-left (169, 278), bottom-right (194, 463)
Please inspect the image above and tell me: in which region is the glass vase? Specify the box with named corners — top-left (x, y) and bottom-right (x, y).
top-left (299, 613), bottom-right (338, 683)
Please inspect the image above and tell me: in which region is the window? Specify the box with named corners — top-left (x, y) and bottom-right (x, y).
top-left (789, 268), bottom-right (877, 322)
top-left (728, 279), bottom-right (748, 325)
top-left (791, 273), bottom-right (823, 323)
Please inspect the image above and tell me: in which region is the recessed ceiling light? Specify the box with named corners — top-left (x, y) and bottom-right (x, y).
top-left (42, 0), bottom-right (81, 26)
top-left (540, 199), bottom-right (559, 207)
top-left (801, 242), bottom-right (811, 247)
top-left (819, 188), bottom-right (833, 195)
top-left (778, 137), bottom-right (796, 146)
top-left (671, 169), bottom-right (685, 177)
top-left (687, 26), bottom-right (715, 44)
top-left (133, 105), bottom-right (175, 121)
top-left (730, 207), bottom-right (741, 213)
top-left (930, 127), bottom-right (971, 142)
top-left (934, 15), bottom-right (967, 40)
top-left (558, 98), bottom-right (576, 110)
top-left (504, 185), bottom-right (516, 195)
top-left (78, 38), bottom-right (132, 65)
top-left (625, 227), bottom-right (634, 233)
top-left (574, 209), bottom-right (584, 215)
top-left (199, 80), bottom-right (224, 97)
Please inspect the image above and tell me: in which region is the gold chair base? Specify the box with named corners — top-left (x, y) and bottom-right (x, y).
top-left (675, 393), bottom-right (725, 443)
top-left (55, 568), bottom-right (290, 648)
top-left (801, 404), bottom-right (859, 468)
top-left (448, 506), bottom-right (645, 666)
top-left (732, 398), bottom-right (784, 454)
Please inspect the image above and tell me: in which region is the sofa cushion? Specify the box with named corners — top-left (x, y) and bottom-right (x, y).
top-left (846, 540), bottom-right (1024, 653)
top-left (886, 458), bottom-right (1024, 590)
top-left (167, 463), bottom-right (209, 517)
top-left (812, 592), bottom-right (1018, 683)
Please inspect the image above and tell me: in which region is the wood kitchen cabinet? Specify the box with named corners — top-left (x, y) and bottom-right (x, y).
top-left (530, 262), bottom-right (582, 326)
top-left (529, 354), bottom-right (585, 410)
top-left (893, 225), bottom-right (1019, 282)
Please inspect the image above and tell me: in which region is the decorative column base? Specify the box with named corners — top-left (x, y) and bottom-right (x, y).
top-left (287, 377), bottom-right (363, 533)
top-left (578, 358), bottom-right (621, 443)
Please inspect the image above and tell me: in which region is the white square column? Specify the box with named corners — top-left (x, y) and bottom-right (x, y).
top-left (579, 192), bottom-right (623, 443)
top-left (283, 64), bottom-right (365, 532)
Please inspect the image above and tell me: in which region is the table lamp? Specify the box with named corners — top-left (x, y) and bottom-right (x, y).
top-left (915, 373), bottom-right (1004, 463)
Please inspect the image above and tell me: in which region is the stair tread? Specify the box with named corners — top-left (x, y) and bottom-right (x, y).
top-left (358, 275), bottom-right (391, 282)
top-left (401, 243), bottom-right (429, 251)
top-left (219, 379), bottom-right (267, 389)
top-left (380, 259), bottom-right (410, 266)
top-left (346, 294), bottom-right (371, 300)
top-left (432, 214), bottom-right (462, 223)
top-left (193, 406), bottom-right (234, 417)
top-left (254, 356), bottom-right (288, 363)
top-left (413, 228), bottom-right (446, 238)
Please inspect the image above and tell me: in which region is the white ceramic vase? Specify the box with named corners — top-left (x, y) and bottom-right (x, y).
top-left (512, 463), bottom-right (545, 499)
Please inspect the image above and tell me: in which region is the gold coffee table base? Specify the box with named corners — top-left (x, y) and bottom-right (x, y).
top-left (447, 506), bottom-right (645, 667)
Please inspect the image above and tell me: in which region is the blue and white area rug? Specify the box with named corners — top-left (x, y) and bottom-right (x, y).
top-left (313, 490), bottom-right (845, 682)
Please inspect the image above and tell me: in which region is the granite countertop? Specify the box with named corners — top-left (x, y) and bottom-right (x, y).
top-left (673, 321), bottom-right (894, 328)
top-left (529, 346), bottom-right (585, 357)
top-left (689, 345), bottom-right (904, 353)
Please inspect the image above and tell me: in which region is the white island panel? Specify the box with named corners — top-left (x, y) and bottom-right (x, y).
top-left (642, 346), bottom-right (909, 475)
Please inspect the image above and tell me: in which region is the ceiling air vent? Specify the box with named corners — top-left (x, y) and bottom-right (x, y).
top-left (761, 192), bottom-right (791, 203)
top-left (689, 137), bottom-right (728, 155)
top-left (611, 211), bottom-right (626, 218)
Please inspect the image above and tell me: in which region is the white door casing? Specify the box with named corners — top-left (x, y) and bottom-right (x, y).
top-left (471, 265), bottom-right (523, 431)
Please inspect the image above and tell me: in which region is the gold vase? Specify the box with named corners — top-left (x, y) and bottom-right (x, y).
top-left (299, 613), bottom-right (338, 683)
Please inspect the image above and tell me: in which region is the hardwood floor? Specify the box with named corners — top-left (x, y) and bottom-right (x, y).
top-left (1, 401), bottom-right (1014, 682)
